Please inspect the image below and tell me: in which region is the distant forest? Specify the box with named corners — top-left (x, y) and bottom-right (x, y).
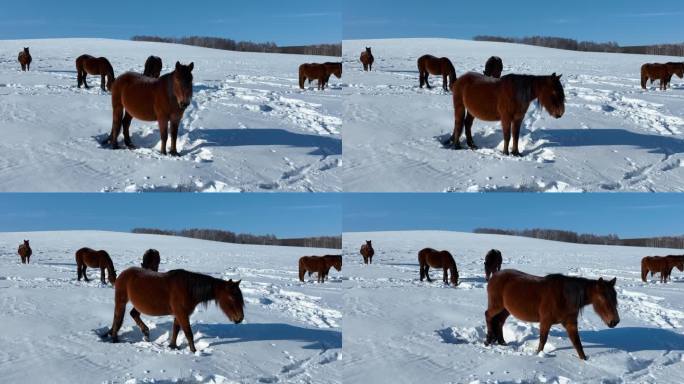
top-left (131, 228), bottom-right (341, 249)
top-left (473, 35), bottom-right (684, 57)
top-left (474, 228), bottom-right (684, 249)
top-left (131, 35), bottom-right (341, 57)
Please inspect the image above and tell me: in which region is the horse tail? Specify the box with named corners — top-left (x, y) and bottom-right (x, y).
top-left (298, 65), bottom-right (306, 89)
top-left (448, 61), bottom-right (457, 89)
top-left (298, 258), bottom-right (306, 282)
top-left (641, 258), bottom-right (648, 282)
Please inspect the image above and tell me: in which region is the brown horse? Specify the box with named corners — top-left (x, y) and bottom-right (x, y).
top-left (418, 248), bottom-right (459, 286)
top-left (484, 249), bottom-right (502, 281)
top-left (106, 61), bottom-right (194, 156)
top-left (360, 240), bottom-right (374, 264)
top-left (324, 62), bottom-right (342, 85)
top-left (18, 240), bottom-right (32, 264)
top-left (485, 269), bottom-right (619, 360)
top-left (141, 249), bottom-right (161, 271)
top-left (143, 56), bottom-right (163, 78)
top-left (76, 54), bottom-right (115, 91)
top-left (484, 56), bottom-right (503, 78)
top-left (447, 72), bottom-right (565, 156)
top-left (641, 255), bottom-right (684, 283)
top-left (299, 63), bottom-right (336, 90)
top-left (298, 255), bottom-right (342, 283)
top-left (75, 247), bottom-right (117, 285)
top-left (360, 47), bottom-right (374, 71)
top-left (106, 267), bottom-right (244, 352)
top-left (417, 55), bottom-right (457, 92)
top-left (641, 62), bottom-right (684, 90)
top-left (18, 47), bottom-right (32, 71)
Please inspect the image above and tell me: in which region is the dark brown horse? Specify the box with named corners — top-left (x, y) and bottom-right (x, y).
top-left (417, 55), bottom-right (457, 92)
top-left (18, 240), bottom-right (32, 264)
top-left (76, 54), bottom-right (115, 91)
top-left (484, 249), bottom-right (502, 281)
top-left (298, 255), bottom-right (342, 283)
top-left (484, 56), bottom-right (503, 78)
top-left (360, 240), bottom-right (374, 264)
top-left (360, 47), bottom-right (374, 71)
top-left (75, 247), bottom-right (117, 285)
top-left (106, 61), bottom-right (194, 156)
top-left (641, 255), bottom-right (684, 283)
top-left (18, 47), bottom-right (32, 71)
top-left (106, 268), bottom-right (244, 352)
top-left (418, 248), bottom-right (459, 286)
top-left (143, 56), bottom-right (163, 78)
top-left (141, 249), bottom-right (161, 271)
top-left (446, 72), bottom-right (565, 156)
top-left (641, 62), bottom-right (684, 90)
top-left (485, 269), bottom-right (619, 360)
top-left (299, 63), bottom-right (338, 90)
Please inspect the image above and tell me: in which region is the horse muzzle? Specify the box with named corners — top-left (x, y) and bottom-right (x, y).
top-left (179, 101), bottom-right (190, 109)
top-left (607, 318), bottom-right (619, 328)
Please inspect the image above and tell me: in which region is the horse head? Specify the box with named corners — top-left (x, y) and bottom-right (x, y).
top-left (23, 239), bottom-right (30, 246)
top-left (592, 277), bottom-right (619, 328)
top-left (537, 73), bottom-right (565, 119)
top-left (216, 279), bottom-right (244, 324)
top-left (173, 61), bottom-right (194, 109)
top-left (23, 47), bottom-right (29, 54)
top-left (365, 47), bottom-right (372, 54)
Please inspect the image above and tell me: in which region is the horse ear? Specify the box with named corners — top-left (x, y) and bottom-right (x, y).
top-left (609, 277), bottom-right (616, 286)
top-left (558, 74), bottom-right (563, 79)
top-left (551, 72), bottom-right (557, 77)
top-left (175, 61), bottom-right (181, 70)
top-left (188, 62), bottom-right (194, 71)
top-left (236, 279), bottom-right (241, 286)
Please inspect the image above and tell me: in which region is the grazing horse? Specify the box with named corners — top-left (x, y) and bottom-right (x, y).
top-left (143, 56), bottom-right (163, 78)
top-left (106, 61), bottom-right (194, 156)
top-left (485, 269), bottom-right (619, 360)
top-left (360, 240), bottom-right (374, 264)
top-left (446, 72), bottom-right (565, 156)
top-left (641, 62), bottom-right (684, 90)
top-left (75, 247), bottom-right (117, 285)
top-left (141, 249), bottom-right (161, 271)
top-left (106, 268), bottom-right (244, 352)
top-left (484, 56), bottom-right (503, 78)
top-left (360, 47), bottom-right (374, 71)
top-left (299, 63), bottom-right (336, 90)
top-left (418, 248), bottom-right (459, 286)
top-left (298, 255), bottom-right (342, 283)
top-left (484, 249), bottom-right (502, 281)
top-left (18, 240), bottom-right (32, 264)
top-left (641, 255), bottom-right (684, 283)
top-left (76, 54), bottom-right (115, 91)
top-left (417, 55), bottom-right (457, 92)
top-left (18, 47), bottom-right (32, 71)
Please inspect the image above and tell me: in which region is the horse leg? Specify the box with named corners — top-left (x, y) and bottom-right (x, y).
top-left (130, 308), bottom-right (150, 341)
top-left (169, 318), bottom-right (181, 349)
top-left (169, 119), bottom-right (180, 156)
top-left (419, 71), bottom-right (424, 88)
top-left (100, 74), bottom-right (106, 91)
top-left (100, 267), bottom-right (106, 284)
top-left (425, 73), bottom-right (432, 89)
top-left (450, 100), bottom-right (466, 149)
top-left (110, 103), bottom-right (124, 150)
top-left (537, 318), bottom-right (552, 353)
top-left (419, 263), bottom-right (425, 281)
top-left (109, 286), bottom-right (128, 343)
top-left (501, 117), bottom-right (512, 156)
top-left (424, 265), bottom-right (432, 282)
top-left (563, 321), bottom-right (586, 360)
top-left (82, 265), bottom-right (90, 282)
top-left (77, 70), bottom-right (82, 88)
top-left (443, 267), bottom-right (448, 285)
top-left (494, 310), bottom-right (510, 345)
top-left (176, 314), bottom-right (196, 353)
top-left (442, 74), bottom-right (448, 92)
top-left (464, 112), bottom-right (477, 149)
top-left (158, 118), bottom-right (169, 155)
top-left (77, 262), bottom-right (82, 280)
top-left (122, 112), bottom-right (135, 149)
top-left (510, 117), bottom-right (523, 156)
top-left (83, 73), bottom-right (89, 89)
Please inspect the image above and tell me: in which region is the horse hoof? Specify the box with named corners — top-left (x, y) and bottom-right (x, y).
top-left (125, 144), bottom-right (137, 150)
top-left (169, 151), bottom-right (180, 157)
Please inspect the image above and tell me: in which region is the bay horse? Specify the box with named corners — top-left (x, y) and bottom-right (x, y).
top-left (484, 56), bottom-right (503, 78)
top-left (106, 61), bottom-right (194, 156)
top-left (298, 255), bottom-right (342, 283)
top-left (141, 249), bottom-right (161, 271)
top-left (299, 63), bottom-right (331, 90)
top-left (106, 267), bottom-right (244, 353)
top-left (484, 249), bottom-right (502, 281)
top-left (641, 255), bottom-right (684, 283)
top-left (18, 240), bottom-right (32, 264)
top-left (143, 56), bottom-right (163, 78)
top-left (418, 248), bottom-right (459, 286)
top-left (360, 240), bottom-right (374, 264)
top-left (18, 47), bottom-right (32, 71)
top-left (76, 54), bottom-right (115, 91)
top-left (641, 62), bottom-right (684, 90)
top-left (417, 55), bottom-right (457, 92)
top-left (360, 47), bottom-right (374, 71)
top-left (75, 247), bottom-right (117, 285)
top-left (446, 72), bottom-right (565, 156)
top-left (485, 269), bottom-right (618, 360)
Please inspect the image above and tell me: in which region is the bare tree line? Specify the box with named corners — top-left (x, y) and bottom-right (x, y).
top-left (474, 228), bottom-right (684, 249)
top-left (131, 35), bottom-right (341, 57)
top-left (131, 228), bottom-right (341, 249)
top-left (473, 35), bottom-right (684, 57)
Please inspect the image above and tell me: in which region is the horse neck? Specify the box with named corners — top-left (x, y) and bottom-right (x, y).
top-left (103, 255), bottom-right (115, 272)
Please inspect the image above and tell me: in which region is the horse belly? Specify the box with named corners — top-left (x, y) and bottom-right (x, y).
top-left (502, 285), bottom-right (541, 323)
top-left (129, 291), bottom-right (172, 316)
top-left (122, 92), bottom-right (158, 122)
top-left (463, 90), bottom-right (500, 121)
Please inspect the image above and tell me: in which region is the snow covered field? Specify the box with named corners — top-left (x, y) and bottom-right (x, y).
top-left (0, 39), bottom-right (342, 192)
top-left (342, 231), bottom-right (684, 383)
top-left (342, 39), bottom-right (684, 192)
top-left (0, 231), bottom-right (342, 383)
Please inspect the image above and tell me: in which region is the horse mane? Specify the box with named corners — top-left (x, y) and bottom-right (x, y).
top-left (545, 274), bottom-right (590, 312)
top-left (168, 269), bottom-right (219, 306)
top-left (503, 74), bottom-right (536, 104)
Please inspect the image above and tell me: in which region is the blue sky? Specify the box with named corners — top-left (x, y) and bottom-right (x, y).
top-left (344, 0), bottom-right (684, 45)
top-left (0, 0), bottom-right (341, 45)
top-left (344, 194), bottom-right (684, 238)
top-left (0, 194), bottom-right (341, 237)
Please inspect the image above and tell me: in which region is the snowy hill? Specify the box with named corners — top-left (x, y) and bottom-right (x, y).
top-left (0, 39), bottom-right (342, 192)
top-left (342, 38), bottom-right (684, 192)
top-left (342, 231), bottom-right (684, 383)
top-left (0, 231), bottom-right (342, 383)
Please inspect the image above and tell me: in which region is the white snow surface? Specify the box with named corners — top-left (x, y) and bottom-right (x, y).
top-left (343, 231), bottom-right (684, 383)
top-left (0, 39), bottom-right (342, 192)
top-left (0, 231), bottom-right (341, 383)
top-left (342, 38), bottom-right (684, 192)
